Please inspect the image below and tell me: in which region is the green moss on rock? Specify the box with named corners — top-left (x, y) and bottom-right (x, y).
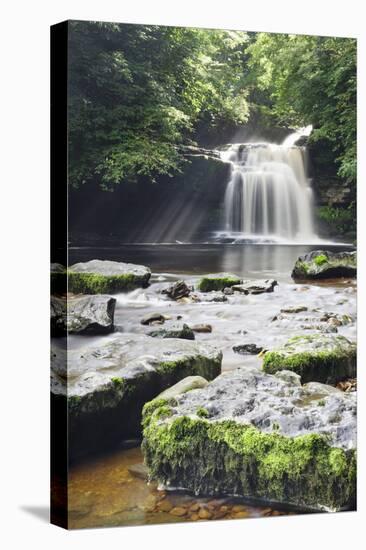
top-left (262, 334), bottom-right (356, 384)
top-left (142, 410), bottom-right (355, 511)
top-left (292, 250), bottom-right (356, 280)
top-left (197, 273), bottom-right (241, 292)
top-left (67, 271), bottom-right (140, 294)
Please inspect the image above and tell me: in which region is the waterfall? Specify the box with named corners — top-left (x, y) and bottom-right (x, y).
top-left (220, 134), bottom-right (317, 243)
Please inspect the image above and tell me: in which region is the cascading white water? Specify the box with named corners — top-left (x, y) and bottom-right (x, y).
top-left (220, 131), bottom-right (317, 243)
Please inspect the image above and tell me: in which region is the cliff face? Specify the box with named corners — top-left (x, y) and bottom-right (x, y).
top-left (69, 147), bottom-right (231, 244)
top-left (306, 139), bottom-right (356, 240)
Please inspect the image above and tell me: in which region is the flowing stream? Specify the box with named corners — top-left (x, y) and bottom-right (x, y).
top-left (220, 130), bottom-right (316, 243)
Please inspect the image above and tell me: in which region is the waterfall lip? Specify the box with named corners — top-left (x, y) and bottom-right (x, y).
top-left (211, 231), bottom-right (353, 246)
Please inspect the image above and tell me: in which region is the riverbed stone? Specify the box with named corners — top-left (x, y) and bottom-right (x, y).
top-left (51, 294), bottom-right (116, 335)
top-left (148, 323), bottom-right (195, 340)
top-left (231, 279), bottom-right (278, 295)
top-left (51, 334), bottom-right (222, 458)
top-left (233, 343), bottom-right (263, 355)
top-left (162, 280), bottom-right (191, 300)
top-left (68, 259), bottom-right (151, 294)
top-left (262, 334), bottom-right (356, 384)
top-left (197, 273), bottom-right (241, 292)
top-left (292, 250), bottom-right (356, 280)
top-left (142, 366), bottom-right (356, 512)
top-left (141, 312), bottom-right (169, 325)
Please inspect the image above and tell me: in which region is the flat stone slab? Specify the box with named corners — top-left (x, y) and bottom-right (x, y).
top-left (68, 259), bottom-right (151, 294)
top-left (197, 273), bottom-right (241, 292)
top-left (142, 367), bottom-right (356, 512)
top-left (232, 279), bottom-right (278, 295)
top-left (292, 250), bottom-right (356, 280)
top-left (51, 294), bottom-right (116, 335)
top-left (51, 334), bottom-right (222, 458)
top-left (262, 334), bottom-right (356, 384)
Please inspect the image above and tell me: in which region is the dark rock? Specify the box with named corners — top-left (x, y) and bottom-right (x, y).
top-left (142, 366), bottom-right (356, 512)
top-left (162, 280), bottom-right (191, 300)
top-left (232, 279), bottom-right (278, 295)
top-left (148, 323), bottom-right (195, 340)
top-left (68, 259), bottom-right (151, 293)
top-left (280, 306), bottom-right (308, 314)
top-left (51, 335), bottom-right (222, 458)
top-left (233, 344), bottom-right (263, 355)
top-left (292, 250), bottom-right (356, 280)
top-left (51, 294), bottom-right (116, 335)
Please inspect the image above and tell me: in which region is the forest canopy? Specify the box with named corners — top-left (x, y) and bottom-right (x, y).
top-left (68, 21), bottom-right (356, 190)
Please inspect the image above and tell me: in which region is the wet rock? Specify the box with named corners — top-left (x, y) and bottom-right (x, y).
top-left (198, 508), bottom-right (212, 519)
top-left (148, 323), bottom-right (195, 340)
top-left (170, 507), bottom-right (187, 517)
top-left (233, 343), bottom-right (263, 355)
top-left (199, 292), bottom-right (228, 303)
top-left (280, 306), bottom-right (308, 314)
top-left (292, 250), bottom-right (356, 280)
top-left (223, 287), bottom-right (234, 295)
top-left (232, 279), bottom-right (278, 295)
top-left (157, 376), bottom-right (209, 400)
top-left (162, 280), bottom-right (191, 300)
top-left (158, 499), bottom-right (173, 513)
top-left (141, 312), bottom-right (168, 325)
top-left (51, 294), bottom-right (116, 335)
top-left (51, 334), bottom-right (222, 459)
top-left (197, 273), bottom-right (241, 292)
top-left (262, 334), bottom-right (356, 384)
top-left (142, 366), bottom-right (356, 512)
top-left (128, 463), bottom-right (149, 481)
top-left (191, 324), bottom-right (213, 333)
top-left (68, 259), bottom-right (151, 294)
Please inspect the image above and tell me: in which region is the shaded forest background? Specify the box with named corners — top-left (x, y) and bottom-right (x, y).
top-left (68, 21), bottom-right (356, 240)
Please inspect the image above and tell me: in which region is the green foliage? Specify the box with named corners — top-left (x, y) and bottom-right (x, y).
top-left (247, 34), bottom-right (356, 185)
top-left (317, 205), bottom-right (356, 235)
top-left (68, 22), bottom-right (250, 189)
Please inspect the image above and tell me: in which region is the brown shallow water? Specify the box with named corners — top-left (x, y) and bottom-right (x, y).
top-left (68, 447), bottom-right (297, 529)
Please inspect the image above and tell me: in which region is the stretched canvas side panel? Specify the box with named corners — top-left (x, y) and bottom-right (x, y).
top-left (50, 20), bottom-right (69, 530)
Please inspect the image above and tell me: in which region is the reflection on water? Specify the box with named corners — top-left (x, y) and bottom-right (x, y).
top-left (68, 447), bottom-right (295, 529)
top-left (68, 243), bottom-right (354, 283)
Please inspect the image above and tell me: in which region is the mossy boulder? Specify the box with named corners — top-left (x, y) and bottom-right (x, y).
top-left (262, 334), bottom-right (356, 384)
top-left (197, 273), bottom-right (241, 292)
top-left (148, 323), bottom-right (195, 340)
top-left (292, 250), bottom-right (356, 280)
top-left (51, 294), bottom-right (116, 335)
top-left (51, 335), bottom-right (222, 459)
top-left (68, 259), bottom-right (151, 294)
top-left (142, 367), bottom-right (356, 512)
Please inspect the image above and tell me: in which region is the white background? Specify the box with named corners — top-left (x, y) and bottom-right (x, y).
top-left (0, 0), bottom-right (364, 548)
